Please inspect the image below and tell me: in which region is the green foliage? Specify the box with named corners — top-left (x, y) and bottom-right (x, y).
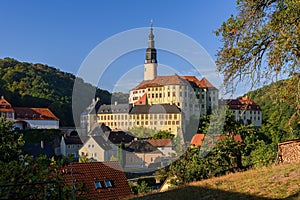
top-left (0, 155), bottom-right (61, 199)
top-left (111, 92), bottom-right (129, 104)
top-left (137, 181), bottom-right (150, 194)
top-left (128, 126), bottom-right (156, 138)
top-left (151, 130), bottom-right (175, 139)
top-left (0, 117), bottom-right (24, 162)
top-left (216, 0), bottom-right (300, 90)
top-left (0, 57), bottom-right (128, 126)
top-left (167, 137), bottom-right (244, 186)
top-left (250, 141), bottom-right (277, 168)
top-left (129, 181), bottom-right (150, 195)
top-left (128, 182), bottom-right (138, 195)
top-left (137, 177), bottom-right (156, 186)
top-left (22, 129), bottom-right (62, 143)
top-left (216, 0), bottom-right (300, 139)
top-left (172, 134), bottom-right (185, 155)
top-left (79, 154), bottom-right (92, 163)
top-left (0, 118), bottom-right (76, 199)
top-left (153, 168), bottom-right (168, 183)
top-left (247, 77), bottom-right (300, 134)
top-left (118, 142), bottom-right (125, 167)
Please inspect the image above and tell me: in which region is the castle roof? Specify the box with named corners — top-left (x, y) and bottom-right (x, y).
top-left (133, 74), bottom-right (217, 91)
top-left (133, 74), bottom-right (189, 90)
top-left (130, 104), bottom-right (181, 114)
top-left (97, 104), bottom-right (133, 114)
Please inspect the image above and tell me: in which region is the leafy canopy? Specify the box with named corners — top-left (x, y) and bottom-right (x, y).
top-left (216, 0), bottom-right (300, 92)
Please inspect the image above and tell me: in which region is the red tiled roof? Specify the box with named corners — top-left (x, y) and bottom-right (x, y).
top-left (181, 76), bottom-right (206, 88)
top-left (134, 93), bottom-right (147, 105)
top-left (199, 77), bottom-right (216, 89)
top-left (224, 96), bottom-right (261, 111)
top-left (190, 133), bottom-right (205, 147)
top-left (217, 134), bottom-right (243, 143)
top-left (14, 107), bottom-right (59, 120)
top-left (133, 74), bottom-right (188, 90)
top-left (190, 133), bottom-right (242, 147)
top-left (62, 162), bottom-right (132, 200)
top-left (0, 97), bottom-right (14, 112)
top-left (147, 138), bottom-right (172, 147)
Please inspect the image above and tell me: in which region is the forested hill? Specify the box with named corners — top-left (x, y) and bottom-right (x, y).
top-left (0, 57), bottom-right (128, 126)
top-left (246, 75), bottom-right (300, 134)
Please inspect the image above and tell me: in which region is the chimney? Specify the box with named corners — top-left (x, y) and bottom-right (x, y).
top-left (41, 140), bottom-right (44, 149)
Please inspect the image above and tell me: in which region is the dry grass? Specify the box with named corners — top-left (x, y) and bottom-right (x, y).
top-left (129, 163), bottom-right (300, 200)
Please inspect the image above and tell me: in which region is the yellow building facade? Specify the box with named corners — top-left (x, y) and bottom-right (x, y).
top-left (96, 104), bottom-right (182, 137)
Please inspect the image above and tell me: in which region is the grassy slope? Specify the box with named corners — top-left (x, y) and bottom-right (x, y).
top-left (130, 163), bottom-right (300, 200)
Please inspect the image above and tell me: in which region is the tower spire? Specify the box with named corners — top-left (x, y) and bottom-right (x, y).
top-left (144, 20), bottom-right (157, 80)
top-left (148, 19), bottom-right (155, 48)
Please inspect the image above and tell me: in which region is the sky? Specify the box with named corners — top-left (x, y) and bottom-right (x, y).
top-left (0, 0), bottom-right (241, 96)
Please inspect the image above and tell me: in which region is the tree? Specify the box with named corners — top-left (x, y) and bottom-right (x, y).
top-left (0, 117), bottom-right (24, 162)
top-left (0, 118), bottom-right (74, 199)
top-left (118, 142), bottom-right (125, 167)
top-left (152, 130), bottom-right (175, 139)
top-left (216, 0), bottom-right (300, 93)
top-left (128, 126), bottom-right (155, 138)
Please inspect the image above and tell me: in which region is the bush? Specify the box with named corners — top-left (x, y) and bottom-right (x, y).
top-left (250, 141), bottom-right (277, 168)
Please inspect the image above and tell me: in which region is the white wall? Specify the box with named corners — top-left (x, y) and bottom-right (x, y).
top-left (26, 120), bottom-right (59, 129)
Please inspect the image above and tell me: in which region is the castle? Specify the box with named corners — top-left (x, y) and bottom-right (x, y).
top-left (81, 23), bottom-right (219, 139)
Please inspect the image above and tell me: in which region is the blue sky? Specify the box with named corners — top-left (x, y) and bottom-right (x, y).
top-left (0, 1), bottom-right (239, 95)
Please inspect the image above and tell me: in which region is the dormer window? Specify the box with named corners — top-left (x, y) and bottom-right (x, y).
top-left (94, 181), bottom-right (102, 189)
top-left (105, 180), bottom-right (112, 188)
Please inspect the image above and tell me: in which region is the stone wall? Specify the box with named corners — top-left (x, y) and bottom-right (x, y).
top-left (277, 139), bottom-right (300, 164)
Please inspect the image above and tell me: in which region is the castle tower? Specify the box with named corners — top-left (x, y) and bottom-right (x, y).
top-left (144, 20), bottom-right (157, 80)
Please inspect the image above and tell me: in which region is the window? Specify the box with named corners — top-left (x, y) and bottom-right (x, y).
top-left (94, 181), bottom-right (102, 189)
top-left (94, 153), bottom-right (97, 157)
top-left (105, 180), bottom-right (113, 188)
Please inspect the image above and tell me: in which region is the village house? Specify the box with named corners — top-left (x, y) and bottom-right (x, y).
top-left (146, 138), bottom-right (175, 157)
top-left (0, 96), bottom-right (14, 121)
top-left (79, 136), bottom-right (113, 161)
top-left (125, 140), bottom-right (163, 169)
top-left (220, 96), bottom-right (262, 127)
top-left (60, 133), bottom-right (83, 158)
top-left (78, 125), bottom-right (135, 162)
top-left (62, 161), bottom-right (132, 200)
top-left (0, 96), bottom-right (59, 129)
